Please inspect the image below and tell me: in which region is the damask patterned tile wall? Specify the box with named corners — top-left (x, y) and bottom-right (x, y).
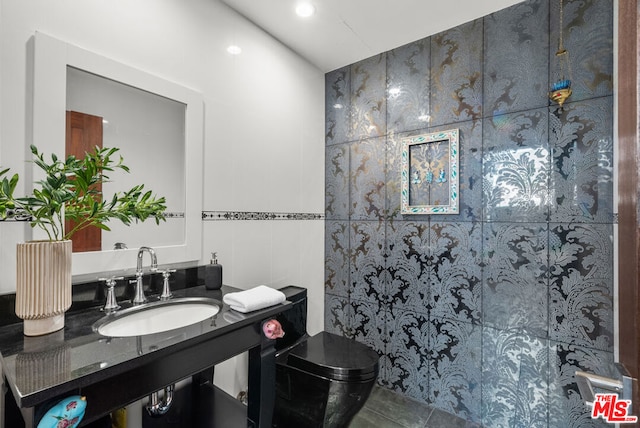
top-left (324, 0), bottom-right (614, 427)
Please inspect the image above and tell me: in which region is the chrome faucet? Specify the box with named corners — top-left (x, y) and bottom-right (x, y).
top-left (132, 246), bottom-right (158, 304)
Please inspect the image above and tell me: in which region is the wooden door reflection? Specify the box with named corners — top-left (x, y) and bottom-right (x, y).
top-left (65, 110), bottom-right (103, 252)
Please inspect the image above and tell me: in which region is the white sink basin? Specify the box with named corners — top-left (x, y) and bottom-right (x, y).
top-left (93, 297), bottom-right (220, 337)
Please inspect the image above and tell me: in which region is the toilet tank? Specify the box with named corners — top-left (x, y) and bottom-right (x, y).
top-left (274, 286), bottom-right (308, 351)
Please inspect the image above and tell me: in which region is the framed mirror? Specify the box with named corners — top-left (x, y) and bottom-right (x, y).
top-left (32, 32), bottom-right (203, 275)
top-left (66, 67), bottom-right (186, 252)
top-left (401, 129), bottom-right (459, 214)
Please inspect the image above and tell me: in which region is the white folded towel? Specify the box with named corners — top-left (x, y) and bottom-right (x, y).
top-left (223, 285), bottom-right (286, 313)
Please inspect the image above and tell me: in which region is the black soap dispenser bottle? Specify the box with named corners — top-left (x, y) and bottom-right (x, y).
top-left (205, 252), bottom-right (223, 290)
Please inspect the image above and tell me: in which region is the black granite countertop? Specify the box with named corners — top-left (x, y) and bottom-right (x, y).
top-left (0, 283), bottom-right (292, 410)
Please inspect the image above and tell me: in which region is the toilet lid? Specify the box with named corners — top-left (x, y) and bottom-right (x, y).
top-left (287, 331), bottom-right (379, 382)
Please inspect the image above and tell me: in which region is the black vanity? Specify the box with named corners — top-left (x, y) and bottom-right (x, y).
top-left (0, 268), bottom-right (298, 427)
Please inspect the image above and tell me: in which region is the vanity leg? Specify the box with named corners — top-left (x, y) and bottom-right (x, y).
top-left (247, 342), bottom-right (276, 428)
top-left (192, 366), bottom-right (215, 387)
top-left (19, 407), bottom-right (35, 428)
top-left (2, 374), bottom-right (35, 428)
top-left (0, 373), bottom-right (4, 428)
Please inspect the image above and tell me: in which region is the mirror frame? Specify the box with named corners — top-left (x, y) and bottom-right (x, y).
top-left (32, 32), bottom-right (203, 275)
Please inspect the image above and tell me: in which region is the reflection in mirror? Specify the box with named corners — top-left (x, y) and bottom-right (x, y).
top-left (31, 32), bottom-right (203, 275)
top-left (66, 67), bottom-right (186, 252)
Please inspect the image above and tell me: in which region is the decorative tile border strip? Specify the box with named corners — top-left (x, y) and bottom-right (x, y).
top-left (0, 210), bottom-right (617, 223)
top-left (163, 212), bottom-right (185, 219)
top-left (0, 210), bottom-right (185, 222)
top-left (202, 211), bottom-right (324, 221)
top-left (0, 209), bottom-right (32, 222)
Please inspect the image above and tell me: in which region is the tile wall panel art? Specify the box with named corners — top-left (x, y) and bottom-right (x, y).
top-left (481, 326), bottom-right (523, 428)
top-left (482, 327), bottom-right (549, 428)
top-left (386, 39), bottom-right (431, 135)
top-left (431, 121), bottom-right (483, 223)
top-left (482, 108), bottom-right (550, 223)
top-left (324, 220), bottom-right (350, 297)
top-left (325, 66), bottom-right (351, 146)
top-left (386, 130), bottom-right (424, 220)
top-left (482, 222), bottom-right (549, 337)
top-left (325, 143), bottom-right (350, 220)
top-left (324, 293), bottom-right (350, 337)
top-left (549, 0), bottom-right (613, 102)
top-left (350, 220), bottom-right (386, 303)
top-left (386, 220), bottom-right (431, 313)
top-left (350, 137), bottom-right (386, 220)
top-left (386, 305), bottom-right (430, 400)
top-left (428, 318), bottom-right (481, 421)
top-left (431, 19), bottom-right (483, 127)
top-left (549, 97), bottom-right (614, 223)
top-left (512, 332), bottom-right (549, 428)
top-left (548, 342), bottom-right (614, 428)
top-left (351, 54), bottom-right (387, 139)
top-left (351, 298), bottom-right (387, 357)
top-left (483, 0), bottom-right (550, 116)
top-left (430, 221), bottom-right (482, 325)
top-left (324, 0), bottom-right (614, 425)
top-left (549, 223), bottom-right (613, 351)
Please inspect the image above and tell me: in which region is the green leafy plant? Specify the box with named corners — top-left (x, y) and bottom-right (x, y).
top-left (0, 145), bottom-right (167, 241)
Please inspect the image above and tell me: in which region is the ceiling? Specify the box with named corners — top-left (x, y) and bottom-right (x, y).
top-left (219, 0), bottom-right (524, 72)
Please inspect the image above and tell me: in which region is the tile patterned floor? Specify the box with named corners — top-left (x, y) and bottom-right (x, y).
top-left (349, 386), bottom-right (480, 428)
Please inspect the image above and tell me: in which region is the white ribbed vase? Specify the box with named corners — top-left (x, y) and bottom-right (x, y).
top-left (16, 240), bottom-right (72, 336)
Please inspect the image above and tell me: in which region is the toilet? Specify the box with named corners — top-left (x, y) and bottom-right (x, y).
top-left (272, 287), bottom-right (379, 428)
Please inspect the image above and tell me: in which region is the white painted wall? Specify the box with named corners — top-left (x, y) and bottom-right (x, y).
top-left (0, 0), bottom-right (325, 417)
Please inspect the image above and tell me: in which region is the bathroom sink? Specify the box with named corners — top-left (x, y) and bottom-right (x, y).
top-left (93, 297), bottom-right (220, 337)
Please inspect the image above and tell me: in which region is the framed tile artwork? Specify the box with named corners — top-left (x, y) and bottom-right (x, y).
top-left (401, 129), bottom-right (459, 214)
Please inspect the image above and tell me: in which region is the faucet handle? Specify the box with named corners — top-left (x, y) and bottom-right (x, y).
top-left (160, 269), bottom-right (177, 277)
top-left (98, 276), bottom-right (124, 313)
top-left (158, 269), bottom-right (176, 300)
top-left (99, 276), bottom-right (125, 285)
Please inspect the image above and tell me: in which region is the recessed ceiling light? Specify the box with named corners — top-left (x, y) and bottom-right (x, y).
top-left (295, 2), bottom-right (316, 18)
top-left (227, 45), bottom-right (242, 55)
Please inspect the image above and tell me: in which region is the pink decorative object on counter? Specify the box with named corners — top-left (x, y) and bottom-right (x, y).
top-left (263, 319), bottom-right (285, 339)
